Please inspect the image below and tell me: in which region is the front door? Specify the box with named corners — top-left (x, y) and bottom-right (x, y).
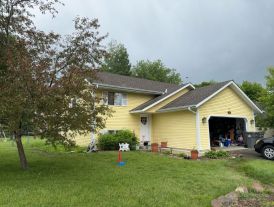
top-left (140, 115), bottom-right (150, 144)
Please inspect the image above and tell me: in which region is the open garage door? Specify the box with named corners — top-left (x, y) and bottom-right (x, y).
top-left (209, 117), bottom-right (247, 147)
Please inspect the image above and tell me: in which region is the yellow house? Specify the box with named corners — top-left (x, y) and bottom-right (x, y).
top-left (77, 72), bottom-right (263, 152)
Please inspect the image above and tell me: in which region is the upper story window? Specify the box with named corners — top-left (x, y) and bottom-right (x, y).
top-left (103, 91), bottom-right (128, 106)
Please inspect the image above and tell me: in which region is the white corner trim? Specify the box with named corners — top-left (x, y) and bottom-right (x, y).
top-left (140, 84), bottom-right (194, 112)
top-left (196, 109), bottom-right (202, 151)
top-left (195, 81), bottom-right (263, 114)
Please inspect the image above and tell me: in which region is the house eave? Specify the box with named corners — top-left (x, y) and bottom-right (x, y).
top-left (156, 105), bottom-right (196, 113)
top-left (95, 83), bottom-right (164, 95)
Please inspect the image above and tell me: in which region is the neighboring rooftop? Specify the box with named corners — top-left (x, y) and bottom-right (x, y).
top-left (94, 71), bottom-right (182, 94)
top-left (159, 80), bottom-right (232, 111)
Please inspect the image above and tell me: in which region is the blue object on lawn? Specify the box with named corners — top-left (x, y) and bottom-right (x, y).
top-left (117, 161), bottom-right (125, 166)
top-left (224, 140), bottom-right (229, 147)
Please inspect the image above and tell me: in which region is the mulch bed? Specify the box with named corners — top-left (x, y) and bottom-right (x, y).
top-left (235, 193), bottom-right (274, 207)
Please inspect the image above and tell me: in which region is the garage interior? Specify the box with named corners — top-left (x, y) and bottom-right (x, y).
top-left (209, 117), bottom-right (246, 147)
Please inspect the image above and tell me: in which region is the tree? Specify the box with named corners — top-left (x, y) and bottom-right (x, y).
top-left (194, 80), bottom-right (217, 88)
top-left (240, 81), bottom-right (266, 102)
top-left (131, 60), bottom-right (182, 84)
top-left (257, 67), bottom-right (274, 128)
top-left (101, 41), bottom-right (131, 75)
top-left (0, 1), bottom-right (111, 169)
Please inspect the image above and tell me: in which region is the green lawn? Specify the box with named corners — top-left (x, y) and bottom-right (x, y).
top-left (0, 138), bottom-right (273, 207)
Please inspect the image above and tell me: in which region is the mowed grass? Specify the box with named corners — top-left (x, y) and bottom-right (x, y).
top-left (0, 138), bottom-right (272, 207)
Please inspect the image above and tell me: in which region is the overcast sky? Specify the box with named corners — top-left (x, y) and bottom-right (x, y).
top-left (33, 0), bottom-right (274, 84)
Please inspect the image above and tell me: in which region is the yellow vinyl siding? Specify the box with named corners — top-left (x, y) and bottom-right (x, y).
top-left (199, 87), bottom-right (256, 150)
top-left (147, 88), bottom-right (190, 113)
top-left (152, 111), bottom-right (196, 149)
top-left (104, 92), bottom-right (154, 139)
top-left (73, 90), bottom-right (154, 146)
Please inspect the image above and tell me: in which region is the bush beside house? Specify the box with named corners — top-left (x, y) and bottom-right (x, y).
top-left (204, 150), bottom-right (230, 159)
top-left (97, 130), bottom-right (137, 150)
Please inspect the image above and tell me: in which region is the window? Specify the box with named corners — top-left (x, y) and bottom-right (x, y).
top-left (108, 130), bottom-right (116, 134)
top-left (103, 92), bottom-right (127, 106)
top-left (108, 92), bottom-right (115, 105)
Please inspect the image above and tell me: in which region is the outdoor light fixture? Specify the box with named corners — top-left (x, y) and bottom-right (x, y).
top-left (250, 119), bottom-right (255, 125)
top-left (202, 117), bottom-right (207, 124)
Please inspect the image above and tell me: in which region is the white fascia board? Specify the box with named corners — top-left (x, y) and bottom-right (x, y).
top-left (156, 105), bottom-right (195, 113)
top-left (95, 83), bottom-right (163, 95)
top-left (129, 110), bottom-right (145, 114)
top-left (195, 81), bottom-right (263, 114)
top-left (188, 83), bottom-right (196, 90)
top-left (139, 84), bottom-right (194, 112)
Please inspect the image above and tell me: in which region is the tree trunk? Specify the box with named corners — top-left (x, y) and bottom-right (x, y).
top-left (15, 133), bottom-right (28, 170)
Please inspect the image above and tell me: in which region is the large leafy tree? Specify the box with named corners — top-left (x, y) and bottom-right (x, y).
top-left (257, 67), bottom-right (274, 128)
top-left (0, 0), bottom-right (111, 169)
top-left (131, 60), bottom-right (182, 84)
top-left (240, 81), bottom-right (266, 102)
top-left (194, 80), bottom-right (217, 88)
top-left (101, 41), bottom-right (131, 75)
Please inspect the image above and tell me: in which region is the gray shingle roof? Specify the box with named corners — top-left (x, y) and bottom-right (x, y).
top-left (130, 84), bottom-right (189, 112)
top-left (94, 71), bottom-right (181, 94)
top-left (159, 80), bottom-right (232, 110)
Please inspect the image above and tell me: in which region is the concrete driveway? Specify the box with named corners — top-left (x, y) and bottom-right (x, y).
top-left (230, 148), bottom-right (264, 159)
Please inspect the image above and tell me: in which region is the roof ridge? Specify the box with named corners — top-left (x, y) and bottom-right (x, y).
top-left (195, 80), bottom-right (232, 90)
top-left (96, 71), bottom-right (181, 87)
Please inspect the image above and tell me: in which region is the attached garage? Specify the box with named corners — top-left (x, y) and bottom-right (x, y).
top-left (157, 80), bottom-right (263, 152)
top-left (197, 83), bottom-right (262, 151)
top-left (208, 116), bottom-right (246, 147)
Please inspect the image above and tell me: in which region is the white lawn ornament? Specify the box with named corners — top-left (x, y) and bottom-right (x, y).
top-left (87, 138), bottom-right (98, 153)
top-left (119, 143), bottom-right (130, 151)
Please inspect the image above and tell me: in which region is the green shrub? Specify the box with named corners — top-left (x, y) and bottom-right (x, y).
top-left (216, 150), bottom-right (230, 158)
top-left (177, 152), bottom-right (187, 158)
top-left (162, 150), bottom-right (171, 155)
top-left (97, 130), bottom-right (137, 151)
top-left (204, 151), bottom-right (218, 159)
top-left (204, 150), bottom-right (229, 159)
